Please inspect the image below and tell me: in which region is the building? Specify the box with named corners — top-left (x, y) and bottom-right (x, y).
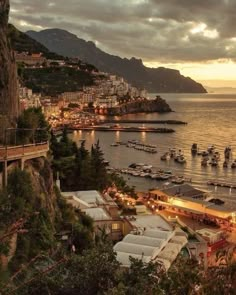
top-left (114, 214), bottom-right (188, 271)
top-left (61, 190), bottom-right (123, 241)
top-left (15, 51), bottom-right (46, 65)
top-left (149, 184), bottom-right (236, 222)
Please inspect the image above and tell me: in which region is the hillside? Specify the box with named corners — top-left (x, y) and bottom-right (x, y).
top-left (22, 66), bottom-right (95, 95)
top-left (8, 24), bottom-right (64, 60)
top-left (27, 28), bottom-right (207, 93)
top-left (7, 25), bottom-right (98, 95)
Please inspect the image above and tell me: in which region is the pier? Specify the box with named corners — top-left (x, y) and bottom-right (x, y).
top-left (99, 119), bottom-right (187, 125)
top-left (69, 125), bottom-right (175, 133)
top-left (207, 179), bottom-right (236, 189)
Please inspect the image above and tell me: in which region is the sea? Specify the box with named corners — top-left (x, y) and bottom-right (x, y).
top-left (69, 93), bottom-right (236, 207)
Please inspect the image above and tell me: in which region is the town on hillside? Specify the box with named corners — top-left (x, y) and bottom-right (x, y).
top-left (16, 51), bottom-right (150, 128)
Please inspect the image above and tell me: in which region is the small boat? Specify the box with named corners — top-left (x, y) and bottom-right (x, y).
top-left (224, 146), bottom-right (232, 159)
top-left (150, 173), bottom-right (159, 179)
top-left (208, 145), bottom-right (215, 153)
top-left (111, 143), bottom-right (119, 147)
top-left (160, 153), bottom-right (169, 161)
top-left (223, 161), bottom-right (228, 168)
top-left (191, 143), bottom-right (198, 154)
top-left (231, 161), bottom-right (236, 168)
top-left (172, 177), bottom-right (185, 184)
top-left (210, 159), bottom-right (218, 167)
top-left (159, 174), bottom-right (171, 180)
top-left (202, 151), bottom-right (209, 157)
top-left (175, 155), bottom-right (186, 164)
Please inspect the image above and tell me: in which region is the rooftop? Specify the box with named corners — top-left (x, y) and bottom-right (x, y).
top-left (62, 190), bottom-right (106, 206)
top-left (161, 184), bottom-right (207, 198)
top-left (129, 215), bottom-right (173, 232)
top-left (114, 215), bottom-right (188, 270)
top-left (84, 207), bottom-right (111, 221)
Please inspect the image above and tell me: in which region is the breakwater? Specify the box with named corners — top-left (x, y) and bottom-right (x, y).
top-left (99, 119), bottom-right (187, 125)
top-left (69, 125), bottom-right (175, 133)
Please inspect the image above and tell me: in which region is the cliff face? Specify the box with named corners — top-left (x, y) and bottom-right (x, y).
top-left (107, 97), bottom-right (172, 116)
top-left (0, 0), bottom-right (19, 127)
top-left (24, 158), bottom-right (57, 220)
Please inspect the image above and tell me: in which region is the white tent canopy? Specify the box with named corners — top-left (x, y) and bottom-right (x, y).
top-left (143, 229), bottom-right (173, 240)
top-left (123, 234), bottom-right (165, 248)
top-left (116, 252), bottom-right (151, 267)
top-left (114, 242), bottom-right (160, 257)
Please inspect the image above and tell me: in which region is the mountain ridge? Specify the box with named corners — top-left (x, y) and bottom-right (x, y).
top-left (26, 28), bottom-right (207, 93)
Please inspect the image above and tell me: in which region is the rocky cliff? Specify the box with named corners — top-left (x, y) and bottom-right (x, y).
top-left (0, 0), bottom-right (19, 128)
top-left (107, 96), bottom-right (172, 116)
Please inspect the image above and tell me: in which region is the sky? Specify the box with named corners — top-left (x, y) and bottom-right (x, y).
top-left (9, 0), bottom-right (236, 87)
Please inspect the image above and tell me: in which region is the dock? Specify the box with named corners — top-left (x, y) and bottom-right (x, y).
top-left (99, 119), bottom-right (187, 125)
top-left (69, 125), bottom-right (175, 133)
top-left (207, 179), bottom-right (236, 189)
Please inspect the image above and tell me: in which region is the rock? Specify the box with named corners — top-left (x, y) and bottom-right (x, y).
top-left (107, 96), bottom-right (172, 116)
top-left (0, 0), bottom-right (19, 129)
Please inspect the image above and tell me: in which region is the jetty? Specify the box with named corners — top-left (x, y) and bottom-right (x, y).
top-left (207, 179), bottom-right (236, 189)
top-left (69, 125), bottom-right (175, 133)
top-left (99, 119), bottom-right (187, 125)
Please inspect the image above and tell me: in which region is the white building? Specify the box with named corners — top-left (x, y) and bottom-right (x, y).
top-left (114, 215), bottom-right (188, 271)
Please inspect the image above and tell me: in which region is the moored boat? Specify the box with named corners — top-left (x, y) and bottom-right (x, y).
top-left (223, 161), bottom-right (228, 168)
top-left (191, 143), bottom-right (198, 154)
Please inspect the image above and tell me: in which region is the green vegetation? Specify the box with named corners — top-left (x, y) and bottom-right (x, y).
top-left (16, 107), bottom-right (50, 144)
top-left (50, 129), bottom-right (136, 195)
top-left (22, 66), bottom-right (94, 95)
top-left (51, 130), bottom-right (109, 191)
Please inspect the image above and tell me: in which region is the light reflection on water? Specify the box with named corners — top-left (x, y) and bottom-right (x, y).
top-left (69, 93), bottom-right (236, 205)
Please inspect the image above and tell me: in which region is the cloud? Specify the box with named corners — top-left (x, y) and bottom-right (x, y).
top-left (9, 0), bottom-right (236, 63)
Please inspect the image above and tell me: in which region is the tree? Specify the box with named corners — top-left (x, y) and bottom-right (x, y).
top-left (90, 140), bottom-right (108, 190)
top-left (17, 107), bottom-right (49, 144)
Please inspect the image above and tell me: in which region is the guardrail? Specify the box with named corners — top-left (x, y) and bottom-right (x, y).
top-left (0, 142), bottom-right (49, 161)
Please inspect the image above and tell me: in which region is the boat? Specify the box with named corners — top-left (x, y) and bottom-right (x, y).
top-left (191, 143), bottom-right (198, 154)
top-left (175, 155), bottom-right (186, 164)
top-left (224, 146), bottom-right (232, 159)
top-left (212, 151), bottom-right (220, 160)
top-left (207, 145), bottom-right (215, 153)
top-left (160, 153), bottom-right (169, 161)
top-left (111, 143), bottom-right (119, 147)
top-left (210, 159), bottom-right (218, 167)
top-left (172, 177), bottom-right (185, 184)
top-left (223, 161), bottom-right (228, 168)
top-left (201, 159), bottom-right (208, 166)
top-left (202, 151), bottom-right (209, 157)
top-left (158, 174), bottom-right (171, 180)
top-left (231, 161), bottom-right (236, 168)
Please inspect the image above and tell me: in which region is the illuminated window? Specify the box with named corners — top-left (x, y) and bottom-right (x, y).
top-left (112, 223), bottom-right (120, 230)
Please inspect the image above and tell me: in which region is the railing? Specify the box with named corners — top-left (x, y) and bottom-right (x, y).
top-left (0, 142), bottom-right (49, 161)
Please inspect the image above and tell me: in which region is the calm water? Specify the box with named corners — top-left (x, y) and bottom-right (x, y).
top-left (70, 93), bottom-right (236, 206)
